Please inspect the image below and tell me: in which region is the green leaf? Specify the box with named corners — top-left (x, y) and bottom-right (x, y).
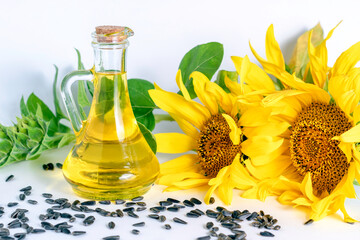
top-left (215, 70), bottom-right (239, 93)
top-left (354, 179), bottom-right (360, 186)
top-left (179, 42), bottom-right (224, 98)
top-left (27, 127), bottom-right (44, 143)
top-left (0, 138), bottom-right (12, 154)
top-left (138, 122), bottom-right (157, 154)
top-left (136, 111), bottom-right (155, 131)
top-left (53, 65), bottom-right (68, 120)
top-left (86, 81), bottom-right (94, 97)
top-left (58, 133), bottom-right (76, 148)
top-left (26, 93), bottom-right (56, 122)
top-left (77, 80), bottom-right (91, 119)
top-left (75, 48), bottom-right (85, 70)
top-left (20, 96), bottom-right (29, 116)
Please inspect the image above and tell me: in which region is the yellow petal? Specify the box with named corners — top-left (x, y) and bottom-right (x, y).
top-left (246, 155), bottom-right (292, 179)
top-left (175, 69), bottom-right (191, 101)
top-left (160, 154), bottom-right (198, 174)
top-left (222, 114), bottom-right (241, 145)
top-left (171, 178), bottom-right (209, 189)
top-left (231, 56), bottom-right (275, 92)
top-left (191, 72), bottom-right (218, 115)
top-left (170, 113), bottom-right (199, 140)
top-left (334, 124), bottom-right (360, 143)
top-left (337, 90), bottom-right (358, 117)
top-left (204, 184), bottom-right (218, 204)
top-left (217, 178), bottom-right (233, 205)
top-left (292, 197), bottom-right (312, 207)
top-left (243, 121), bottom-right (290, 138)
top-left (239, 107), bottom-right (271, 127)
top-left (353, 104), bottom-right (360, 124)
top-left (300, 173), bottom-right (317, 201)
top-left (265, 24), bottom-right (285, 70)
top-left (149, 89), bottom-right (210, 129)
top-left (278, 191), bottom-right (301, 205)
top-left (155, 133), bottom-right (197, 153)
top-left (331, 41), bottom-right (360, 77)
top-left (158, 172), bottom-right (207, 186)
top-left (241, 136), bottom-right (284, 158)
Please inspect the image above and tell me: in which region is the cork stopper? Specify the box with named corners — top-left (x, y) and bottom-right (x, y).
top-left (93, 25), bottom-right (134, 43)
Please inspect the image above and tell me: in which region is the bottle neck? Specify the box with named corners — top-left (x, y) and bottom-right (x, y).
top-left (92, 41), bottom-right (129, 73)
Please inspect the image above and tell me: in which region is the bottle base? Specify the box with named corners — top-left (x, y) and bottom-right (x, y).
top-left (67, 180), bottom-right (154, 200)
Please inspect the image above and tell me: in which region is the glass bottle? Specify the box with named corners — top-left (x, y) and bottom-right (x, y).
top-left (60, 26), bottom-right (159, 200)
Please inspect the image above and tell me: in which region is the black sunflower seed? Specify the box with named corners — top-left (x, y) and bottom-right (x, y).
top-left (19, 186), bottom-right (31, 192)
top-left (173, 217), bottom-right (187, 224)
top-left (131, 229), bottom-right (140, 235)
top-left (159, 215), bottom-right (166, 222)
top-left (190, 198), bottom-right (202, 205)
top-left (206, 210), bottom-right (218, 218)
top-left (60, 213), bottom-right (72, 219)
top-left (149, 207), bottom-right (160, 213)
top-left (183, 200), bottom-right (194, 207)
top-left (136, 207), bottom-right (147, 212)
top-left (206, 222), bottom-right (214, 229)
top-left (159, 201), bottom-right (172, 207)
top-left (209, 197), bottom-right (215, 204)
top-left (83, 216), bottom-right (95, 226)
top-left (72, 231), bottom-right (86, 236)
top-left (99, 200), bottom-right (111, 205)
top-left (43, 164), bottom-right (48, 170)
top-left (102, 235), bottom-right (120, 240)
top-left (164, 224), bottom-right (171, 230)
top-left (108, 221), bottom-right (115, 229)
top-left (116, 209), bottom-right (124, 217)
top-left (81, 201), bottom-right (96, 206)
top-left (167, 207), bottom-right (179, 212)
top-left (27, 200), bottom-right (37, 205)
top-left (125, 202), bottom-right (136, 207)
top-left (133, 222), bottom-right (145, 227)
top-left (127, 211), bottom-right (139, 218)
top-left (260, 231), bottom-right (275, 237)
top-left (14, 233), bottom-right (26, 239)
top-left (56, 163), bottom-right (63, 169)
top-left (273, 225), bottom-right (281, 230)
top-left (304, 219), bottom-right (314, 225)
top-left (167, 198), bottom-right (180, 203)
top-left (186, 212), bottom-right (200, 218)
top-left (32, 228), bottom-right (45, 233)
top-left (5, 175), bottom-right (14, 182)
top-left (148, 214), bottom-right (160, 220)
top-left (61, 228), bottom-right (71, 234)
top-left (7, 202), bottom-right (18, 207)
top-left (115, 200), bottom-right (125, 205)
top-left (136, 202), bottom-right (146, 206)
top-left (246, 212), bottom-right (259, 221)
top-left (74, 214), bottom-right (85, 219)
top-left (42, 193), bottom-right (53, 198)
top-left (19, 194), bottom-right (25, 201)
top-left (197, 236), bottom-right (210, 240)
top-left (131, 196), bottom-right (144, 202)
top-left (123, 207), bottom-right (134, 212)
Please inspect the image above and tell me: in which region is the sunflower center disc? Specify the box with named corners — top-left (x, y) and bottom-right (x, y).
top-left (197, 114), bottom-right (242, 178)
top-left (290, 102), bottom-right (352, 196)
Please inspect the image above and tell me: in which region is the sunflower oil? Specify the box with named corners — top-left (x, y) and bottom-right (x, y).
top-left (62, 72), bottom-right (159, 200)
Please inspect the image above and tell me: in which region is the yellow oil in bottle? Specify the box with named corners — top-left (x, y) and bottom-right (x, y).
top-left (62, 72), bottom-right (159, 200)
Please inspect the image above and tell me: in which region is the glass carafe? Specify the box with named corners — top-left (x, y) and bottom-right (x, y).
top-left (60, 26), bottom-right (159, 200)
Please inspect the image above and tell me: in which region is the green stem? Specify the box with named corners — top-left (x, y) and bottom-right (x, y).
top-left (154, 114), bottom-right (174, 123)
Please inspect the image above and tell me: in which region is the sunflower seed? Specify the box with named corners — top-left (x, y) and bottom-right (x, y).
top-left (193, 209), bottom-right (205, 215)
top-left (133, 222), bottom-right (145, 227)
top-left (205, 222), bottom-right (214, 229)
top-left (74, 214), bottom-right (85, 219)
top-left (131, 229), bottom-right (140, 235)
top-left (136, 202), bottom-right (146, 206)
top-left (99, 200), bottom-right (111, 205)
top-left (167, 207), bottom-right (179, 212)
top-left (159, 215), bottom-right (166, 222)
top-left (27, 200), bottom-right (37, 205)
top-left (32, 228), bottom-right (45, 233)
top-left (164, 224), bottom-right (171, 230)
top-left (173, 217), bottom-right (187, 224)
top-left (186, 212), bottom-right (200, 218)
top-left (125, 202), bottom-right (136, 207)
top-left (19, 186), bottom-right (31, 192)
top-left (42, 193), bottom-right (53, 198)
top-left (197, 236), bottom-right (210, 240)
top-left (159, 201), bottom-right (172, 207)
top-left (5, 175), bottom-right (14, 182)
top-left (60, 213), bottom-right (72, 219)
top-left (116, 209), bottom-right (124, 217)
top-left (81, 201), bottom-right (96, 206)
top-left (127, 211), bottom-right (139, 218)
top-left (260, 231), bottom-right (274, 237)
top-left (167, 198), bottom-right (180, 203)
top-left (148, 214), bottom-right (160, 220)
top-left (7, 202), bottom-right (18, 207)
top-left (43, 164), bottom-right (48, 170)
top-left (183, 200), bottom-right (194, 207)
top-left (131, 196), bottom-right (144, 202)
top-left (273, 225), bottom-right (281, 230)
top-left (206, 210), bottom-right (219, 218)
top-left (83, 216), bottom-right (95, 226)
top-left (72, 231), bottom-right (86, 236)
top-left (14, 233), bottom-right (26, 239)
top-left (209, 197), bottom-right (215, 204)
top-left (234, 232), bottom-right (247, 240)
top-left (304, 219), bottom-right (314, 225)
top-left (108, 221), bottom-right (115, 229)
top-left (149, 207), bottom-right (160, 213)
top-left (61, 228), bottom-right (71, 234)
top-left (56, 163), bottom-right (63, 169)
top-left (18, 194), bottom-right (25, 201)
top-left (123, 207), bottom-right (134, 212)
top-left (136, 207), bottom-right (147, 212)
top-left (115, 200), bottom-right (125, 205)
top-left (190, 197), bottom-right (202, 205)
top-left (102, 235), bottom-right (120, 240)
top-left (246, 212), bottom-right (258, 221)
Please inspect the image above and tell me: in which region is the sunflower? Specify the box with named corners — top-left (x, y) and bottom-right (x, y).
top-left (239, 24), bottom-right (360, 222)
top-left (149, 70), bottom-right (267, 204)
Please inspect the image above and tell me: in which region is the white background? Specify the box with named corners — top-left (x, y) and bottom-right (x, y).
top-left (1, 1), bottom-right (360, 240)
top-left (1, 0), bottom-right (360, 124)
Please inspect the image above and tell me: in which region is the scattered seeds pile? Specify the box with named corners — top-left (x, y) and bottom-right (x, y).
top-left (1, 174), bottom-right (282, 240)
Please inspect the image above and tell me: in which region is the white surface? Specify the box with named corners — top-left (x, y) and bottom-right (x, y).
top-left (1, 0), bottom-right (360, 125)
top-left (0, 121), bottom-right (360, 240)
